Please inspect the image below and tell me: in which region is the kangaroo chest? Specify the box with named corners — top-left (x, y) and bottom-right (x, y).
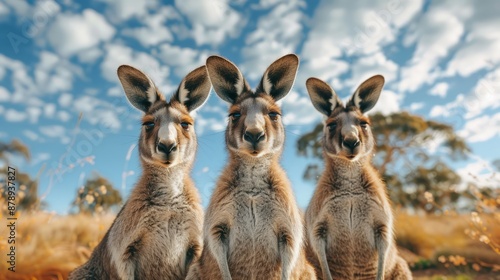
top-left (113, 195), bottom-right (200, 278)
top-left (323, 187), bottom-right (387, 274)
top-left (233, 187), bottom-right (275, 233)
top-left (226, 177), bottom-right (282, 271)
top-left (142, 199), bottom-right (198, 252)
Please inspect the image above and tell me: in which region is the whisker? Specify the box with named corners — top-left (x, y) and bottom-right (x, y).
top-left (198, 130), bottom-right (226, 139)
top-left (284, 129), bottom-right (303, 137)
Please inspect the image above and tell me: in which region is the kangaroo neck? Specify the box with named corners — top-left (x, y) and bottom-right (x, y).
top-left (139, 162), bottom-right (187, 199)
top-left (229, 153), bottom-right (276, 183)
top-left (325, 156), bottom-right (366, 185)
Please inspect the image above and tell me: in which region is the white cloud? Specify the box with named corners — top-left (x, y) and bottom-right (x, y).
top-left (399, 7), bottom-right (464, 93)
top-left (47, 9), bottom-right (115, 57)
top-left (198, 101), bottom-right (227, 119)
top-left (174, 0), bottom-right (244, 46)
top-left (0, 86), bottom-right (10, 101)
top-left (196, 116), bottom-right (226, 135)
top-left (26, 107), bottom-right (42, 123)
top-left (296, 58), bottom-right (349, 92)
top-left (0, 54), bottom-right (37, 105)
top-left (2, 0), bottom-right (60, 20)
top-left (73, 95), bottom-right (123, 131)
top-left (2, 0), bottom-right (33, 18)
top-left (157, 44), bottom-right (207, 78)
top-left (369, 90), bottom-right (401, 115)
top-left (458, 112), bottom-right (500, 143)
top-left (347, 52), bottom-right (398, 91)
top-left (0, 3), bottom-right (8, 18)
top-left (429, 106), bottom-right (447, 118)
top-left (93, 110), bottom-right (122, 131)
top-left (281, 91), bottom-right (321, 125)
top-left (241, 0), bottom-right (304, 81)
top-left (456, 156), bottom-right (500, 189)
top-left (409, 102), bottom-right (424, 111)
top-left (107, 87), bottom-right (122, 97)
top-left (445, 0), bottom-right (500, 77)
top-left (40, 125), bottom-right (65, 138)
top-left (35, 51), bottom-right (74, 93)
top-left (298, 0), bottom-right (422, 93)
top-left (302, 0), bottom-right (423, 59)
top-left (101, 44), bottom-right (170, 89)
top-left (429, 67), bottom-right (500, 120)
top-left (58, 111), bottom-right (71, 122)
top-left (74, 96), bottom-right (104, 113)
top-left (103, 0), bottom-right (155, 22)
top-left (429, 82), bottom-right (449, 98)
top-left (23, 130), bottom-right (39, 141)
top-left (31, 152), bottom-right (51, 166)
top-left (465, 68), bottom-right (500, 118)
top-left (254, 0), bottom-right (284, 9)
top-left (77, 47), bottom-right (103, 63)
top-left (5, 109), bottom-right (27, 122)
top-left (58, 93), bottom-right (72, 107)
top-left (1, 53), bottom-right (76, 107)
top-left (44, 103), bottom-right (56, 118)
top-left (429, 94), bottom-right (465, 118)
top-left (447, 38), bottom-right (500, 78)
top-left (122, 7), bottom-right (174, 47)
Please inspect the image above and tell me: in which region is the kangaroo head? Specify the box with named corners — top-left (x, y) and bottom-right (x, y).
top-left (117, 65), bottom-right (211, 167)
top-left (206, 54), bottom-right (299, 158)
top-left (306, 75), bottom-right (384, 161)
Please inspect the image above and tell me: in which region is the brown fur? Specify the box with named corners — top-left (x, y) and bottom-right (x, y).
top-left (305, 76), bottom-right (412, 280)
top-left (187, 55), bottom-right (316, 280)
top-left (69, 65), bottom-right (211, 279)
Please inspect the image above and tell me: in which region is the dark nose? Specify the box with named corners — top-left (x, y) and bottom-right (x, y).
top-left (244, 130), bottom-right (265, 147)
top-left (342, 138), bottom-right (360, 150)
top-left (158, 142), bottom-right (177, 155)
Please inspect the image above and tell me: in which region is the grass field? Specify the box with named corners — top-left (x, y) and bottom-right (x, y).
top-left (0, 210), bottom-right (499, 279)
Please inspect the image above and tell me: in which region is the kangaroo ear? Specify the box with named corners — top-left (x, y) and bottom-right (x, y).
top-left (348, 75), bottom-right (384, 113)
top-left (206, 55), bottom-right (250, 104)
top-left (306, 77), bottom-right (342, 116)
top-left (117, 65), bottom-right (164, 112)
top-left (257, 54), bottom-right (299, 101)
top-left (172, 65), bottom-right (211, 112)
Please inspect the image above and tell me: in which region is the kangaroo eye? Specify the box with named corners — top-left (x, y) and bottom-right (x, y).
top-left (327, 122), bottom-right (337, 131)
top-left (230, 112), bottom-right (241, 121)
top-left (360, 121), bottom-right (368, 128)
top-left (143, 122), bottom-right (155, 130)
top-left (180, 122), bottom-right (190, 130)
top-left (268, 112), bottom-right (279, 120)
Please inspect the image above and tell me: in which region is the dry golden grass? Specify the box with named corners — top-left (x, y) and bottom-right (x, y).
top-left (0, 210), bottom-right (498, 279)
top-left (395, 211), bottom-right (469, 259)
top-left (0, 211), bottom-right (114, 280)
top-left (395, 210), bottom-right (500, 273)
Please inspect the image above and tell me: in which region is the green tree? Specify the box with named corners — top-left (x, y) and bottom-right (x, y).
top-left (0, 139), bottom-right (42, 212)
top-left (72, 173), bottom-right (122, 214)
top-left (297, 112), bottom-right (470, 213)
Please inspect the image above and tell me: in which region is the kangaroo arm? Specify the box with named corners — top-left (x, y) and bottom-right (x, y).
top-left (375, 224), bottom-right (389, 280)
top-left (277, 228), bottom-right (301, 280)
top-left (312, 221), bottom-right (332, 280)
top-left (208, 223), bottom-right (232, 280)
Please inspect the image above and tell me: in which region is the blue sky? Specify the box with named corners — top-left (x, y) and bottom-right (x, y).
top-left (0, 0), bottom-right (499, 214)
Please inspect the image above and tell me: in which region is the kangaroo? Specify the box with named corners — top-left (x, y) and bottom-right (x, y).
top-left (304, 76), bottom-right (412, 280)
top-left (186, 54), bottom-right (316, 280)
top-left (69, 65), bottom-right (211, 279)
